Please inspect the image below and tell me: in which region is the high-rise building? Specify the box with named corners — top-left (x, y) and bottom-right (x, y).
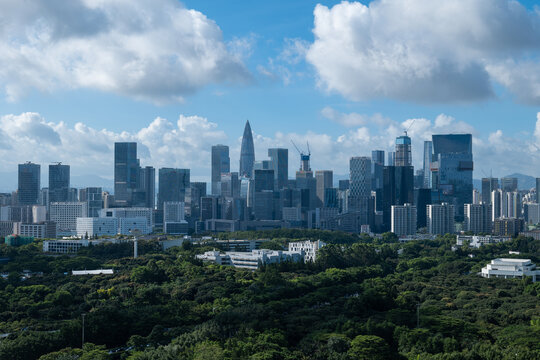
top-left (315, 170), bottom-right (333, 207)
top-left (505, 191), bottom-right (521, 219)
top-left (491, 189), bottom-right (503, 221)
top-left (186, 182), bottom-right (206, 218)
top-left (158, 168), bottom-right (190, 210)
top-left (423, 141), bottom-right (433, 188)
top-left (18, 162), bottom-right (41, 205)
top-left (114, 142), bottom-right (140, 207)
top-left (427, 203), bottom-right (455, 235)
top-left (382, 166), bottom-right (414, 230)
top-left (395, 134), bottom-right (412, 167)
top-left (391, 204), bottom-right (417, 236)
top-left (464, 203), bottom-right (492, 234)
top-left (268, 148), bottom-right (288, 190)
top-left (349, 157), bottom-right (371, 198)
top-left (387, 151), bottom-right (395, 166)
top-left (80, 187), bottom-right (103, 217)
top-left (501, 177), bottom-right (518, 192)
top-left (50, 202), bottom-right (88, 235)
top-left (49, 163), bottom-right (70, 203)
top-left (431, 134), bottom-right (473, 221)
top-left (239, 120), bottom-right (255, 178)
top-left (140, 166), bottom-right (155, 209)
top-left (211, 145), bottom-right (230, 195)
top-left (536, 178), bottom-right (540, 203)
top-left (221, 172), bottom-right (240, 198)
top-left (371, 150), bottom-right (385, 190)
top-left (481, 178), bottom-right (498, 205)
top-left (414, 188), bottom-right (431, 229)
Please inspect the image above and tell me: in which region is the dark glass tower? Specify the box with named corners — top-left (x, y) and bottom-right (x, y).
top-left (18, 162), bottom-right (40, 205)
top-left (211, 145), bottom-right (230, 195)
top-left (114, 142), bottom-right (140, 206)
top-left (268, 148), bottom-right (288, 190)
top-left (239, 120), bottom-right (255, 177)
top-left (431, 134), bottom-right (473, 221)
top-left (158, 168), bottom-right (190, 210)
top-left (49, 163), bottom-right (70, 203)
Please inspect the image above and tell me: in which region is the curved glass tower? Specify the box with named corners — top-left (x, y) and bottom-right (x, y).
top-left (239, 120), bottom-right (255, 177)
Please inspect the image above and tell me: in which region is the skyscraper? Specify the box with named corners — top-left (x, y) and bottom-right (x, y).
top-left (481, 178), bottom-right (498, 205)
top-left (268, 148), bottom-right (288, 190)
top-left (382, 165), bottom-right (414, 230)
top-left (18, 162), bottom-right (41, 205)
top-left (140, 166), bottom-right (155, 209)
top-left (395, 134), bottom-right (412, 167)
top-left (371, 150), bottom-right (384, 190)
top-left (349, 157), bottom-right (371, 198)
top-left (537, 178), bottom-right (540, 203)
top-left (423, 141), bottom-right (432, 188)
top-left (431, 134), bottom-right (473, 221)
top-left (211, 145), bottom-right (230, 195)
top-left (239, 120), bottom-right (255, 177)
top-left (49, 163), bottom-right (70, 203)
top-left (427, 203), bottom-right (455, 235)
top-left (501, 177), bottom-right (518, 192)
top-left (391, 204), bottom-right (417, 236)
top-left (158, 168), bottom-right (190, 210)
top-left (114, 142), bottom-right (140, 207)
top-left (315, 170), bottom-right (333, 207)
top-left (387, 151), bottom-right (395, 166)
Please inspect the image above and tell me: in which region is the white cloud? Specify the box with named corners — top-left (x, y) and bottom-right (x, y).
top-left (0, 110), bottom-right (539, 191)
top-left (307, 0), bottom-right (540, 104)
top-left (0, 0), bottom-right (251, 102)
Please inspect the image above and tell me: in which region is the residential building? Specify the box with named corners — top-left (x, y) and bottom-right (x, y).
top-left (464, 203), bottom-right (492, 234)
top-left (391, 204), bottom-right (417, 236)
top-left (288, 240), bottom-right (326, 262)
top-left (427, 203), bottom-right (455, 235)
top-left (493, 217), bottom-right (522, 237)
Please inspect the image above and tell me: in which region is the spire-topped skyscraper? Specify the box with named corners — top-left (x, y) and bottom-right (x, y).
top-left (239, 120), bottom-right (255, 177)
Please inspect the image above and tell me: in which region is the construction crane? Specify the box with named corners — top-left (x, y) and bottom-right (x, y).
top-left (404, 119), bottom-right (415, 137)
top-left (291, 140), bottom-right (311, 172)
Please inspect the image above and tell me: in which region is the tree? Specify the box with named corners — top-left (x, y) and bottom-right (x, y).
top-left (348, 335), bottom-right (391, 360)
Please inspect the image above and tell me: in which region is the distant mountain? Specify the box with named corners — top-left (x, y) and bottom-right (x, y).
top-left (474, 173), bottom-right (536, 191)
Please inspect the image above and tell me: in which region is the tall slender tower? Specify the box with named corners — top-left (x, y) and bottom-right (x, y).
top-left (239, 120), bottom-right (255, 177)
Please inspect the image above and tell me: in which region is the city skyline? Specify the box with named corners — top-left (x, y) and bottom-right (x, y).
top-left (2, 0), bottom-right (540, 189)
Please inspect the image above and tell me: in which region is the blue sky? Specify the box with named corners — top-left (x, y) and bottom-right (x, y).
top-left (1, 0), bottom-right (540, 189)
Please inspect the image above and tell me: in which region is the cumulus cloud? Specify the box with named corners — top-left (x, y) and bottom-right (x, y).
top-left (0, 110), bottom-right (538, 191)
top-left (307, 0), bottom-right (540, 104)
top-left (0, 0), bottom-right (251, 102)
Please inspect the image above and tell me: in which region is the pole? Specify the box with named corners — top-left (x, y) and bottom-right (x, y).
top-left (82, 313), bottom-right (86, 347)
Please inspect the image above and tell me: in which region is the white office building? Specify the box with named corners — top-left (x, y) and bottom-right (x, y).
top-left (391, 204), bottom-right (417, 236)
top-left (196, 249), bottom-right (303, 270)
top-left (76, 217), bottom-right (118, 237)
top-left (50, 202), bottom-right (88, 235)
top-left (32, 205), bottom-right (47, 223)
top-left (43, 238), bottom-right (121, 254)
top-left (427, 203), bottom-right (454, 235)
top-left (99, 208), bottom-right (153, 229)
top-left (13, 221), bottom-right (56, 239)
top-left (118, 217), bottom-right (151, 235)
top-left (288, 240), bottom-right (326, 262)
top-left (481, 258), bottom-right (540, 282)
top-left (163, 202), bottom-right (185, 222)
top-left (456, 235), bottom-right (511, 248)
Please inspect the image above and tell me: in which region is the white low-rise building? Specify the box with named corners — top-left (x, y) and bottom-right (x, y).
top-left (481, 258), bottom-right (540, 282)
top-left (196, 249), bottom-right (303, 270)
top-left (43, 238), bottom-right (121, 254)
top-left (456, 235), bottom-right (511, 248)
top-left (288, 240), bottom-right (326, 262)
top-left (118, 217), bottom-right (151, 235)
top-left (76, 217), bottom-right (118, 237)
